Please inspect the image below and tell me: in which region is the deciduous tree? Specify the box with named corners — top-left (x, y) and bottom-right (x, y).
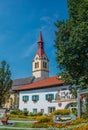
top-left (55, 0), bottom-right (88, 89)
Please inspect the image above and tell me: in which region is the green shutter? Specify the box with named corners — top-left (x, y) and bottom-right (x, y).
top-left (32, 95), bottom-right (34, 100)
top-left (22, 96), bottom-right (24, 101)
top-left (45, 94), bottom-right (48, 100)
top-left (36, 95), bottom-right (39, 101)
top-left (32, 95), bottom-right (39, 101)
top-left (51, 94), bottom-right (54, 100)
top-left (26, 96), bottom-right (29, 101)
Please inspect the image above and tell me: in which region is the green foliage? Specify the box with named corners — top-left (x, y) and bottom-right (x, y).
top-left (0, 60), bottom-right (12, 107)
top-left (10, 109), bottom-right (29, 116)
top-left (36, 116), bottom-right (51, 123)
top-left (72, 109), bottom-right (77, 116)
top-left (10, 109), bottom-right (20, 115)
top-left (55, 0), bottom-right (88, 89)
top-left (51, 109), bottom-right (70, 115)
top-left (29, 112), bottom-right (43, 116)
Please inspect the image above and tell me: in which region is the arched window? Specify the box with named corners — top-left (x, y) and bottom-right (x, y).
top-left (35, 62), bottom-right (39, 68)
top-left (43, 62), bottom-right (47, 68)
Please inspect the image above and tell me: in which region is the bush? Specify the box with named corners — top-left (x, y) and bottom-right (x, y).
top-left (71, 109), bottom-right (77, 116)
top-left (82, 112), bottom-right (88, 119)
top-left (51, 109), bottom-right (70, 115)
top-left (10, 109), bottom-right (29, 116)
top-left (32, 122), bottom-right (48, 128)
top-left (72, 124), bottom-right (88, 130)
top-left (36, 116), bottom-right (52, 123)
top-left (71, 117), bottom-right (86, 125)
top-left (23, 110), bottom-right (29, 116)
top-left (29, 112), bottom-right (34, 116)
top-left (10, 109), bottom-right (20, 115)
top-left (29, 112), bottom-right (43, 116)
top-left (36, 112), bottom-right (43, 116)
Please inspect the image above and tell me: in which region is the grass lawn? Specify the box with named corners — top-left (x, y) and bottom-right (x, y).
top-left (0, 128), bottom-right (25, 130)
top-left (13, 122), bottom-right (32, 128)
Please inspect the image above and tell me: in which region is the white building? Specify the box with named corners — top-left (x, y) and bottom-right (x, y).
top-left (15, 32), bottom-right (76, 114)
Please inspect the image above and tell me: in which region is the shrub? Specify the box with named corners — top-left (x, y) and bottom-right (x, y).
top-left (23, 110), bottom-right (29, 116)
top-left (32, 122), bottom-right (48, 128)
top-left (29, 112), bottom-right (43, 116)
top-left (72, 124), bottom-right (88, 130)
top-left (71, 117), bottom-right (86, 125)
top-left (51, 109), bottom-right (70, 115)
top-left (10, 109), bottom-right (20, 115)
top-left (81, 112), bottom-right (88, 119)
top-left (36, 112), bottom-right (43, 116)
top-left (36, 116), bottom-right (52, 123)
top-left (29, 112), bottom-right (34, 116)
top-left (10, 109), bottom-right (29, 116)
top-left (71, 109), bottom-right (77, 116)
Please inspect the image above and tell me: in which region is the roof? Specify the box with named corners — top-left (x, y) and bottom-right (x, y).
top-left (36, 31), bottom-right (48, 59)
top-left (15, 76), bottom-right (64, 91)
top-left (12, 76), bottom-right (35, 90)
top-left (38, 31), bottom-right (43, 43)
top-left (11, 76), bottom-right (45, 91)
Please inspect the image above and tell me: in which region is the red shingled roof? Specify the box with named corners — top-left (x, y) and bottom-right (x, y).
top-left (15, 76), bottom-right (64, 91)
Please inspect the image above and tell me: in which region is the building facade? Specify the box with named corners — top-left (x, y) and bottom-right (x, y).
top-left (15, 76), bottom-right (76, 114)
top-left (15, 32), bottom-right (76, 113)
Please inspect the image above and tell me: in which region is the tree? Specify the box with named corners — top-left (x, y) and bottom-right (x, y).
top-left (55, 0), bottom-right (88, 89)
top-left (0, 60), bottom-right (12, 107)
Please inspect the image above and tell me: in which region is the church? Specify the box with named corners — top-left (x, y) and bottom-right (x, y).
top-left (4, 32), bottom-right (76, 114)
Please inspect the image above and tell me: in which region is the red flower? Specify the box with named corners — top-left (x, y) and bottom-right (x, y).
top-left (33, 99), bottom-right (37, 102)
top-left (80, 94), bottom-right (85, 99)
top-left (48, 97), bottom-right (51, 101)
top-left (23, 99), bottom-right (27, 102)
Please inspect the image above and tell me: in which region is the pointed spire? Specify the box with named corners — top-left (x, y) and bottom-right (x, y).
top-left (38, 31), bottom-right (43, 43)
top-left (37, 31), bottom-right (45, 58)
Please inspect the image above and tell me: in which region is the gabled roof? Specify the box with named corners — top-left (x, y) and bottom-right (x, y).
top-left (15, 76), bottom-right (64, 91)
top-left (12, 76), bottom-right (35, 90)
top-left (12, 76), bottom-right (45, 91)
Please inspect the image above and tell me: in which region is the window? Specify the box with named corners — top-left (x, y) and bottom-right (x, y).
top-left (22, 96), bottom-right (29, 102)
top-left (32, 95), bottom-right (39, 102)
top-left (23, 108), bottom-right (27, 111)
top-left (48, 107), bottom-right (55, 114)
top-left (44, 57), bottom-right (46, 60)
top-left (41, 109), bottom-right (44, 113)
top-left (35, 62), bottom-right (39, 68)
top-left (33, 108), bottom-right (37, 114)
top-left (45, 94), bottom-right (54, 101)
top-left (43, 62), bottom-right (47, 68)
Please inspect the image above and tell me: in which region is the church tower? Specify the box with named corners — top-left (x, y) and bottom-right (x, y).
top-left (32, 31), bottom-right (49, 78)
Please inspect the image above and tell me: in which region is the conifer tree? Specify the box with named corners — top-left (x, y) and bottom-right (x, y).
top-left (0, 61), bottom-right (12, 107)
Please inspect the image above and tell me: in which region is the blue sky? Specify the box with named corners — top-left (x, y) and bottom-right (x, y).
top-left (0, 0), bottom-right (68, 79)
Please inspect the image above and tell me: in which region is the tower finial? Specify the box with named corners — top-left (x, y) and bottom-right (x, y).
top-left (38, 31), bottom-right (43, 43)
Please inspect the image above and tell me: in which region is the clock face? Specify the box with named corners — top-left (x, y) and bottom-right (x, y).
top-left (44, 57), bottom-right (46, 60)
top-left (36, 57), bottom-right (39, 60)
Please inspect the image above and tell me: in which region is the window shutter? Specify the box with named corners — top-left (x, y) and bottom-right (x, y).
top-left (36, 95), bottom-right (39, 101)
top-left (22, 96), bottom-right (24, 101)
top-left (51, 94), bottom-right (54, 100)
top-left (45, 94), bottom-right (48, 100)
top-left (32, 95), bottom-right (34, 100)
top-left (26, 96), bottom-right (29, 101)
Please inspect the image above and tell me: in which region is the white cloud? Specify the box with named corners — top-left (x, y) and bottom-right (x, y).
top-left (23, 42), bottom-right (37, 58)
